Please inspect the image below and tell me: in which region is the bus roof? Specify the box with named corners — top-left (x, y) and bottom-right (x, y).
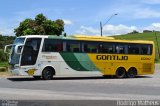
top-left (70, 35), bottom-right (115, 40)
top-left (18, 35), bottom-right (154, 44)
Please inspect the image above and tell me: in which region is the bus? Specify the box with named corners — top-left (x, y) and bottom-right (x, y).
top-left (4, 35), bottom-right (155, 80)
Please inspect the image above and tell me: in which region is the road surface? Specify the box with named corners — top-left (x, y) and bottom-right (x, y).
top-left (0, 64), bottom-right (160, 100)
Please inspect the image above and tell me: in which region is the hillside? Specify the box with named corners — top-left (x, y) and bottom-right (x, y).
top-left (112, 32), bottom-right (160, 62)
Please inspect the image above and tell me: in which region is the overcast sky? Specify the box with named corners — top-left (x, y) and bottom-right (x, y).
top-left (1, 0), bottom-right (160, 36)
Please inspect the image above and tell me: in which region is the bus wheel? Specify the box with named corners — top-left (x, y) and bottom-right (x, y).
top-left (42, 67), bottom-right (54, 80)
top-left (127, 67), bottom-right (137, 78)
top-left (116, 67), bottom-right (126, 78)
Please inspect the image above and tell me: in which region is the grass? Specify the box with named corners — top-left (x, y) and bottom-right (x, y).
top-left (0, 61), bottom-right (9, 76)
top-left (0, 61), bottom-right (8, 67)
top-left (0, 61), bottom-right (11, 76)
top-left (0, 71), bottom-right (11, 76)
top-left (112, 32), bottom-right (160, 62)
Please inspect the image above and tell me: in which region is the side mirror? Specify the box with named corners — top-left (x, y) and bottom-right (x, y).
top-left (15, 45), bottom-right (24, 54)
top-left (4, 44), bottom-right (13, 54)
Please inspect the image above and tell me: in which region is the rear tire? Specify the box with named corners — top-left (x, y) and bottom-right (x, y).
top-left (116, 67), bottom-right (126, 78)
top-left (42, 68), bottom-right (54, 80)
top-left (127, 68), bottom-right (137, 78)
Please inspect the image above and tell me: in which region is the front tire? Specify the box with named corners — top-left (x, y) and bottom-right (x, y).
top-left (42, 68), bottom-right (54, 80)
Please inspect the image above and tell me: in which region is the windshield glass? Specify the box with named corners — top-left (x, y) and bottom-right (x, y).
top-left (21, 38), bottom-right (41, 66)
top-left (9, 38), bottom-right (25, 65)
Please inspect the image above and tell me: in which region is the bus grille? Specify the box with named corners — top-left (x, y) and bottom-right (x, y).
top-left (143, 63), bottom-right (152, 72)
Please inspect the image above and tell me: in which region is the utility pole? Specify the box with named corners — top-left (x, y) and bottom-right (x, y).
top-left (100, 22), bottom-right (103, 36)
top-left (155, 32), bottom-right (160, 59)
top-left (100, 14), bottom-right (118, 37)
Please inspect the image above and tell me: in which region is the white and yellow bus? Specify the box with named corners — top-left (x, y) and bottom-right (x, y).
top-left (4, 35), bottom-right (155, 80)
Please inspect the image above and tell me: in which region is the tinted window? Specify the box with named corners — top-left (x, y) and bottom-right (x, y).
top-left (82, 42), bottom-right (98, 53)
top-left (128, 45), bottom-right (140, 54)
top-left (115, 44), bottom-right (126, 54)
top-left (141, 44), bottom-right (152, 55)
top-left (127, 44), bottom-right (152, 55)
top-left (41, 39), bottom-right (153, 55)
top-left (21, 38), bottom-right (41, 66)
top-left (102, 43), bottom-right (115, 53)
top-left (65, 40), bottom-right (81, 52)
top-left (42, 39), bottom-right (63, 52)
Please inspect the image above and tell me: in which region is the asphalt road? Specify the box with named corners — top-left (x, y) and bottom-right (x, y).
top-left (0, 64), bottom-right (160, 100)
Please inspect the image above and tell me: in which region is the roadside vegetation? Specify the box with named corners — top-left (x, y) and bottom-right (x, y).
top-left (0, 61), bottom-right (9, 75)
top-left (0, 36), bottom-right (14, 72)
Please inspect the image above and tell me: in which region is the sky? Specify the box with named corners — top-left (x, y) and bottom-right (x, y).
top-left (1, 0), bottom-right (160, 36)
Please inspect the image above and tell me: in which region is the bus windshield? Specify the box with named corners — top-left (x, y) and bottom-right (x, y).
top-left (9, 38), bottom-right (25, 65)
top-left (21, 38), bottom-right (41, 66)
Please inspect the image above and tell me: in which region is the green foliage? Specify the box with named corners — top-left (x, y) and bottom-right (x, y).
top-left (0, 35), bottom-right (15, 49)
top-left (129, 30), bottom-right (139, 34)
top-left (0, 61), bottom-right (8, 67)
top-left (0, 35), bottom-right (14, 64)
top-left (0, 49), bottom-right (8, 62)
top-left (14, 13), bottom-right (64, 36)
top-left (113, 32), bottom-right (160, 62)
top-left (35, 14), bottom-right (47, 25)
top-left (54, 19), bottom-right (65, 36)
top-left (64, 33), bottom-right (67, 37)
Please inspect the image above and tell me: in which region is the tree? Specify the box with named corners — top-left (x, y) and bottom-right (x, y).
top-left (14, 13), bottom-right (64, 36)
top-left (0, 35), bottom-right (15, 49)
top-left (54, 19), bottom-right (65, 36)
top-left (128, 30), bottom-right (139, 34)
top-left (0, 50), bottom-right (8, 62)
top-left (143, 30), bottom-right (152, 33)
top-left (35, 14), bottom-right (47, 25)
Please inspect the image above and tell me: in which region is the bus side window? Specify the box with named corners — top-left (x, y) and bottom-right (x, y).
top-left (103, 43), bottom-right (114, 54)
top-left (128, 45), bottom-right (140, 54)
top-left (66, 44), bottom-right (71, 52)
top-left (115, 45), bottom-right (125, 54)
top-left (42, 39), bottom-right (63, 52)
top-left (83, 44), bottom-right (88, 52)
top-left (86, 43), bottom-right (98, 53)
top-left (73, 48), bottom-right (79, 52)
top-left (108, 47), bottom-right (114, 53)
top-left (66, 41), bottom-right (81, 53)
top-left (82, 43), bottom-right (98, 53)
top-left (55, 44), bottom-right (62, 52)
top-left (141, 45), bottom-right (152, 55)
top-left (47, 44), bottom-right (54, 51)
top-left (98, 44), bottom-right (104, 53)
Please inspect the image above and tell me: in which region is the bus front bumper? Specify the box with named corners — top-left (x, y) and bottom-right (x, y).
top-left (8, 67), bottom-right (28, 76)
top-left (8, 65), bottom-right (36, 76)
